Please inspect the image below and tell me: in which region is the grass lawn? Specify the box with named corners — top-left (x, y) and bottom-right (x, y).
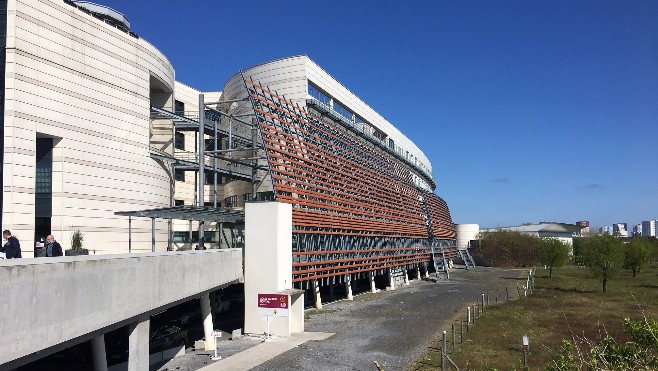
top-left (410, 263), bottom-right (658, 370)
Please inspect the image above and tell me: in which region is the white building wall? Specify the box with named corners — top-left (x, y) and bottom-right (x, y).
top-left (222, 55), bottom-right (434, 190)
top-left (455, 224), bottom-right (480, 248)
top-left (3, 0), bottom-right (175, 255)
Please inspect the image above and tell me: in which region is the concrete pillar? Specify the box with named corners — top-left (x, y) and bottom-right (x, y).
top-left (388, 269), bottom-right (396, 291)
top-left (128, 317), bottom-right (149, 371)
top-left (345, 275), bottom-right (353, 300)
top-left (369, 271), bottom-right (377, 293)
top-left (201, 293), bottom-right (215, 351)
top-left (416, 267), bottom-right (421, 280)
top-left (91, 334), bottom-right (108, 371)
top-left (244, 202), bottom-right (303, 337)
top-left (423, 263), bottom-right (430, 278)
top-left (313, 280), bottom-right (322, 309)
top-left (404, 270), bottom-right (409, 285)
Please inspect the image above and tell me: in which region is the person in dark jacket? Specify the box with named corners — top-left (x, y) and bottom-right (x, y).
top-left (2, 230), bottom-right (22, 259)
top-left (45, 234), bottom-right (63, 257)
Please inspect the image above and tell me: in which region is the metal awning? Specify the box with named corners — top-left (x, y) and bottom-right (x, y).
top-left (115, 206), bottom-right (245, 223)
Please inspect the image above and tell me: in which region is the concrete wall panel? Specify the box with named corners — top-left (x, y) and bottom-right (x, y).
top-left (0, 249), bottom-right (242, 366)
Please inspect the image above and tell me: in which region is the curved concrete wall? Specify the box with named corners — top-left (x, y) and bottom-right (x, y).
top-left (455, 224), bottom-right (480, 248)
top-left (3, 0), bottom-right (175, 255)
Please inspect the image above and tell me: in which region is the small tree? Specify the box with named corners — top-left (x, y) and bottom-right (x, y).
top-left (624, 238), bottom-right (651, 277)
top-left (581, 235), bottom-right (624, 293)
top-left (71, 229), bottom-right (84, 253)
top-left (537, 238), bottom-right (569, 278)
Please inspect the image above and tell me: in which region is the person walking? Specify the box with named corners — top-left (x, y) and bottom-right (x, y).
top-left (45, 234), bottom-right (63, 257)
top-left (2, 230), bottom-right (22, 259)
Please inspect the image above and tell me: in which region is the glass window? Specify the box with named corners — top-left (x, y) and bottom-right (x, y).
top-left (388, 138), bottom-right (396, 150)
top-left (175, 169), bottom-right (185, 182)
top-left (333, 101), bottom-right (353, 122)
top-left (174, 199), bottom-right (184, 206)
top-left (224, 195), bottom-right (239, 208)
top-left (174, 100), bottom-right (185, 115)
top-left (175, 132), bottom-right (185, 150)
top-left (308, 84), bottom-right (331, 106)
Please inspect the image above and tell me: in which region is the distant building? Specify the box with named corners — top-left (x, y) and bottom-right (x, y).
top-left (576, 220), bottom-right (590, 235)
top-left (642, 220), bottom-right (657, 237)
top-left (600, 226), bottom-right (613, 235)
top-left (481, 222), bottom-right (583, 246)
top-left (633, 224), bottom-right (642, 237)
top-left (613, 223), bottom-right (628, 237)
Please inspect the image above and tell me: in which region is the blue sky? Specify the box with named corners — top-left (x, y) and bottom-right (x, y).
top-left (102, 0), bottom-right (658, 229)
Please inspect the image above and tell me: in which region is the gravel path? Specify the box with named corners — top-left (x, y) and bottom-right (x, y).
top-left (157, 267), bottom-right (528, 371)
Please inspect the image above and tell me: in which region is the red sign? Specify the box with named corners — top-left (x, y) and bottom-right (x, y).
top-left (258, 294), bottom-right (288, 309)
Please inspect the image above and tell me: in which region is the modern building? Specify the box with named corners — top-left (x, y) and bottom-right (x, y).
top-left (612, 223), bottom-right (628, 237)
top-left (576, 220), bottom-right (590, 235)
top-left (633, 224), bottom-right (642, 237)
top-left (1, 0), bottom-right (456, 289)
top-left (641, 220), bottom-right (657, 237)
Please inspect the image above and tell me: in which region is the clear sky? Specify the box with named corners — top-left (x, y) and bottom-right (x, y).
top-left (101, 0), bottom-right (658, 229)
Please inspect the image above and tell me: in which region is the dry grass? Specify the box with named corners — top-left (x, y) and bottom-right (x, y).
top-left (410, 263), bottom-right (658, 370)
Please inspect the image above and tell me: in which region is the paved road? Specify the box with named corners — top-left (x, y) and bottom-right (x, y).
top-left (158, 267), bottom-right (528, 371)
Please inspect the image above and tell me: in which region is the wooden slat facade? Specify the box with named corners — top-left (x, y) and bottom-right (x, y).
top-left (245, 79), bottom-right (456, 285)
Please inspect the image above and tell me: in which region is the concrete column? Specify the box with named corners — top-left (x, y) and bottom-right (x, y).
top-left (388, 269), bottom-right (396, 291)
top-left (91, 334), bottom-right (108, 371)
top-left (416, 267), bottom-right (421, 280)
top-left (313, 280), bottom-right (322, 309)
top-left (128, 317), bottom-right (149, 371)
top-left (423, 263), bottom-right (430, 278)
top-left (244, 202), bottom-right (303, 337)
top-left (404, 270), bottom-right (409, 285)
top-left (201, 293), bottom-right (215, 351)
top-left (345, 275), bottom-right (353, 300)
top-left (369, 271), bottom-right (377, 293)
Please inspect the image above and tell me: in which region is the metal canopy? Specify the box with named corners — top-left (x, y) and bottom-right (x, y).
top-left (115, 206), bottom-right (245, 223)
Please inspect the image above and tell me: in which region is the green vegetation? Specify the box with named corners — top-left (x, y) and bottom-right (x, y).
top-left (478, 230), bottom-right (540, 267)
top-left (537, 238), bottom-right (569, 278)
top-left (70, 229), bottom-right (84, 253)
top-left (579, 235), bottom-right (625, 292)
top-left (624, 237), bottom-right (653, 277)
top-left (410, 264), bottom-right (658, 370)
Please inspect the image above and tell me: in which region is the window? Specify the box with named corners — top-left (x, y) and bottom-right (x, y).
top-left (308, 84), bottom-right (331, 106)
top-left (205, 171), bottom-right (222, 185)
top-left (174, 199), bottom-right (184, 206)
top-left (205, 138), bottom-right (218, 152)
top-left (174, 100), bottom-right (185, 115)
top-left (175, 132), bottom-right (185, 150)
top-left (173, 231), bottom-right (198, 243)
top-left (333, 101), bottom-right (354, 122)
top-left (224, 195), bottom-right (239, 208)
top-left (175, 169), bottom-right (185, 182)
top-left (388, 138), bottom-right (396, 150)
top-left (373, 128), bottom-right (386, 142)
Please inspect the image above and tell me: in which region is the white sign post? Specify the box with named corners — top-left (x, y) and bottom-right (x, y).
top-left (211, 330), bottom-right (222, 360)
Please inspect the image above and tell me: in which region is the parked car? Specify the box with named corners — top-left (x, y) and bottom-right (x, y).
top-left (149, 325), bottom-right (188, 353)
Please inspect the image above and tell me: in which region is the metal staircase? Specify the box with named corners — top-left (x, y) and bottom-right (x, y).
top-left (430, 245), bottom-right (450, 280)
top-left (459, 248), bottom-right (476, 269)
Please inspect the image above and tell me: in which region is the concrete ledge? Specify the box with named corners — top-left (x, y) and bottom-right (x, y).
top-left (0, 250), bottom-right (242, 366)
